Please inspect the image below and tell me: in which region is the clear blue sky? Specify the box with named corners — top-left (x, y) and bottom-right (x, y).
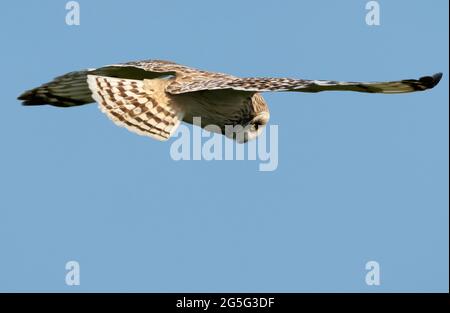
top-left (0, 0), bottom-right (448, 292)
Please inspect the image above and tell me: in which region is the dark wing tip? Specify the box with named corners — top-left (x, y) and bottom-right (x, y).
top-left (17, 90), bottom-right (47, 106)
top-left (419, 72), bottom-right (443, 89)
top-left (17, 90), bottom-right (35, 105)
top-left (17, 90), bottom-right (30, 101)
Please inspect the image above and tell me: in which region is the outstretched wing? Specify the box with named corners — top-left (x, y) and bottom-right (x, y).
top-left (87, 75), bottom-right (184, 141)
top-left (18, 59), bottom-right (207, 107)
top-left (166, 73), bottom-right (443, 94)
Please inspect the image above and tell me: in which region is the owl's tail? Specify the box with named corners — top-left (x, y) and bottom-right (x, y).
top-left (18, 70), bottom-right (94, 107)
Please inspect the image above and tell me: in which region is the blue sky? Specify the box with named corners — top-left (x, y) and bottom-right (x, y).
top-left (0, 0), bottom-right (448, 292)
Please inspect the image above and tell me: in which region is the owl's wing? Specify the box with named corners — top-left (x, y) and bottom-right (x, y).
top-left (87, 75), bottom-right (184, 141)
top-left (18, 60), bottom-right (209, 107)
top-left (166, 73), bottom-right (443, 94)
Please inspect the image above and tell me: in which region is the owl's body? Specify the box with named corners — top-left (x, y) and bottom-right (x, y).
top-left (18, 59), bottom-right (442, 142)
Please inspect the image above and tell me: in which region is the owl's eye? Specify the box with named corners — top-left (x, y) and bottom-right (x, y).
top-left (252, 123), bottom-right (259, 131)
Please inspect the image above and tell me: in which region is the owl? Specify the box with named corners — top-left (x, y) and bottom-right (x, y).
top-left (18, 59), bottom-right (442, 143)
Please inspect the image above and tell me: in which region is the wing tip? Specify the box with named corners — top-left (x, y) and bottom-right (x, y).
top-left (17, 91), bottom-right (28, 101)
top-left (17, 89), bottom-right (48, 106)
top-left (419, 72), bottom-right (443, 89)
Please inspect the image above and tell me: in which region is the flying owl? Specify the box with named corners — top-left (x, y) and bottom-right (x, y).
top-left (18, 60), bottom-right (442, 143)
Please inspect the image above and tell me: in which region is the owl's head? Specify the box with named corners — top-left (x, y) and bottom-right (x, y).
top-left (231, 111), bottom-right (270, 143)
